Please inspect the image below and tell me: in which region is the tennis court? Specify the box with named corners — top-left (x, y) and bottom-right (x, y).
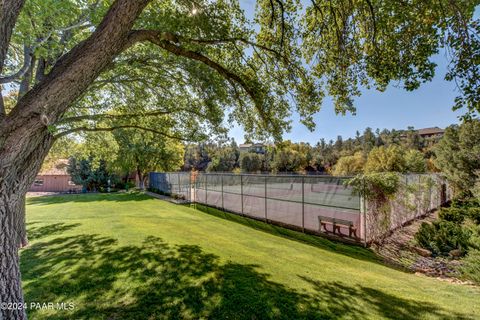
top-left (149, 172), bottom-right (450, 244)
top-left (194, 173), bottom-right (363, 239)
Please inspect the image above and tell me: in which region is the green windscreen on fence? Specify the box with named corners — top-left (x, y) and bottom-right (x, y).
top-left (149, 172), bottom-right (191, 201)
top-left (149, 172), bottom-right (450, 244)
top-left (194, 173), bottom-right (362, 239)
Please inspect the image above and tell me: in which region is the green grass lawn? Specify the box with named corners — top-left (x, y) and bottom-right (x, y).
top-left (23, 192), bottom-right (480, 320)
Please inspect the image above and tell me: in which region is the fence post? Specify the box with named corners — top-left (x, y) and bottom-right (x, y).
top-left (302, 176), bottom-right (305, 232)
top-left (205, 173), bottom-right (208, 205)
top-left (190, 171), bottom-right (194, 205)
top-left (221, 174), bottom-right (224, 211)
top-left (177, 173), bottom-right (181, 196)
top-left (363, 177), bottom-right (368, 247)
top-left (264, 175), bottom-right (268, 222)
top-left (240, 174), bottom-right (244, 215)
top-left (418, 174), bottom-right (422, 216)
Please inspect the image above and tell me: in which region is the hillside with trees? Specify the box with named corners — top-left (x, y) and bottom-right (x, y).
top-left (183, 126), bottom-right (446, 175)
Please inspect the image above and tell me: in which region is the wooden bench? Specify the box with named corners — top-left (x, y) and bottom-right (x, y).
top-left (318, 216), bottom-right (357, 238)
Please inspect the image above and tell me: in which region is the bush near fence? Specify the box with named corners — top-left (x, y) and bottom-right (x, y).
top-left (349, 173), bottom-right (451, 242)
top-left (149, 172), bottom-right (451, 244)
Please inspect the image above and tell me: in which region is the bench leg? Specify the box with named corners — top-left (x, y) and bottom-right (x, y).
top-left (333, 223), bottom-right (343, 235)
top-left (336, 225), bottom-right (342, 235)
top-left (321, 222), bottom-right (327, 233)
top-left (349, 227), bottom-right (358, 238)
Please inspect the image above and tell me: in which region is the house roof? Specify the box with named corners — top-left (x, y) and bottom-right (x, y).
top-left (39, 159), bottom-right (70, 175)
top-left (239, 143), bottom-right (266, 148)
top-left (417, 127), bottom-right (445, 136)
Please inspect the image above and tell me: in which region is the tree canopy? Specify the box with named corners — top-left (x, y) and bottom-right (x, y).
top-left (332, 151), bottom-right (365, 176)
top-left (1, 0), bottom-right (479, 144)
top-left (1, 1), bottom-right (479, 318)
top-left (434, 120), bottom-right (480, 195)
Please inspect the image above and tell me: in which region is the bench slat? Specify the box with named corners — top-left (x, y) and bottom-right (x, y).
top-left (318, 216), bottom-right (353, 227)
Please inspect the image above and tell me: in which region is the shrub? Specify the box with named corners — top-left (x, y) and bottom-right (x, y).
top-left (438, 208), bottom-right (466, 224)
top-left (347, 172), bottom-right (400, 199)
top-left (448, 198), bottom-right (480, 225)
top-left (451, 198), bottom-right (480, 209)
top-left (240, 152), bottom-right (263, 173)
top-left (404, 149), bottom-right (427, 173)
top-left (332, 152), bottom-right (365, 176)
top-left (364, 145), bottom-right (406, 173)
top-left (415, 221), bottom-right (472, 256)
top-left (459, 249), bottom-right (480, 284)
top-left (467, 208), bottom-right (480, 225)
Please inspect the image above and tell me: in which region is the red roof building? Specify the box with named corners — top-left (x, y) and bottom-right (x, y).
top-left (29, 159), bottom-right (82, 193)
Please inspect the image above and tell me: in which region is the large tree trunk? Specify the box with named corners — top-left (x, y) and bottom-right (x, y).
top-left (0, 127), bottom-right (53, 320)
top-left (0, 1), bottom-right (161, 318)
top-left (0, 198), bottom-right (27, 320)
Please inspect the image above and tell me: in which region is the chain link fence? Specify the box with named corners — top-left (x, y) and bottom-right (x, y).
top-left (148, 172), bottom-right (192, 201)
top-left (365, 173), bottom-right (451, 242)
top-left (149, 172), bottom-right (451, 244)
top-left (193, 173), bottom-right (364, 241)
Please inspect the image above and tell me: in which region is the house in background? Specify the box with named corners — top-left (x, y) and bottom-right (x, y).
top-left (29, 159), bottom-right (82, 193)
top-left (239, 143), bottom-right (268, 154)
top-left (417, 127), bottom-right (445, 139)
top-left (399, 126), bottom-right (445, 143)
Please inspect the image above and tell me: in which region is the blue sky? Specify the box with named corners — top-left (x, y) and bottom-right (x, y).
top-left (228, 1), bottom-right (475, 144)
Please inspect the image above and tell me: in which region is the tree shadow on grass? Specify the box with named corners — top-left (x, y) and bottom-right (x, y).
top-left (27, 192), bottom-right (380, 265)
top-left (26, 223), bottom-right (81, 241)
top-left (20, 223), bottom-right (472, 320)
top-left (298, 276), bottom-right (474, 320)
top-left (193, 203), bottom-right (381, 265)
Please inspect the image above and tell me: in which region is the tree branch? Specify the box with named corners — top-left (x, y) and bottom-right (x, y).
top-left (54, 124), bottom-right (191, 141)
top-left (178, 35), bottom-right (290, 63)
top-left (274, 0), bottom-right (285, 49)
top-left (364, 0), bottom-right (377, 48)
top-left (0, 0), bottom-right (26, 115)
top-left (0, 0), bottom-right (26, 71)
top-left (0, 45), bottom-right (33, 84)
top-left (7, 0), bottom-right (152, 128)
top-left (56, 110), bottom-right (173, 124)
top-left (126, 30), bottom-right (268, 123)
